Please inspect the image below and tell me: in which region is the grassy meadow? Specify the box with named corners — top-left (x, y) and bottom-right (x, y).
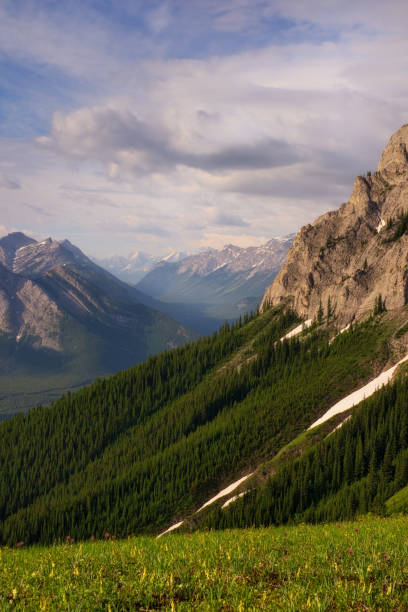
top-left (1, 515), bottom-right (408, 610)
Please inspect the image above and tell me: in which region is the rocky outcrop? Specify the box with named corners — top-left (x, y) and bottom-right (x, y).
top-left (261, 125), bottom-right (408, 326)
top-left (0, 232), bottom-right (35, 269)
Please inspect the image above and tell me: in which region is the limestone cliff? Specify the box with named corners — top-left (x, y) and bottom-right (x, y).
top-left (261, 125), bottom-right (408, 326)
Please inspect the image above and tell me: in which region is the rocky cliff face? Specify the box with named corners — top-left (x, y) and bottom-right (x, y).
top-left (261, 125), bottom-right (408, 326)
top-left (0, 232), bottom-right (197, 413)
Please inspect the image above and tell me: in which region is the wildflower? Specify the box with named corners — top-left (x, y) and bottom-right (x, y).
top-left (348, 548), bottom-right (354, 555)
top-left (89, 535), bottom-right (95, 541)
top-left (104, 532), bottom-right (110, 539)
top-left (15, 541), bottom-right (24, 548)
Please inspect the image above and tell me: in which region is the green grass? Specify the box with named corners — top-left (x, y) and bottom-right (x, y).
top-left (386, 485), bottom-right (408, 514)
top-left (2, 516), bottom-right (408, 610)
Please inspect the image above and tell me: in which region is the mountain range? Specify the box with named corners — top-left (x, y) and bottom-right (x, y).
top-left (2, 125), bottom-right (408, 545)
top-left (136, 236), bottom-right (293, 320)
top-left (0, 232), bottom-right (196, 416)
top-left (96, 250), bottom-right (187, 285)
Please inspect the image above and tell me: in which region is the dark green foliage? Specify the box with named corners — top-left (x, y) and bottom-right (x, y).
top-left (203, 371), bottom-right (408, 530)
top-left (396, 322), bottom-right (408, 338)
top-left (384, 209), bottom-right (408, 242)
top-left (316, 300), bottom-right (324, 325)
top-left (373, 294), bottom-right (386, 315)
top-left (0, 310), bottom-right (397, 545)
top-left (326, 296), bottom-right (333, 322)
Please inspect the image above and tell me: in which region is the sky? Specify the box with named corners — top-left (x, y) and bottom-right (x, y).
top-left (1, 0), bottom-right (408, 258)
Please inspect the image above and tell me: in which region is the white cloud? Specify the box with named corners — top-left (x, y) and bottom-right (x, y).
top-left (146, 3), bottom-right (173, 34)
top-left (1, 1), bottom-right (408, 256)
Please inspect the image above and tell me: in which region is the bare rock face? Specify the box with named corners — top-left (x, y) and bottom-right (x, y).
top-left (261, 125), bottom-right (408, 326)
top-left (0, 232), bottom-right (196, 354)
top-left (0, 232), bottom-right (36, 269)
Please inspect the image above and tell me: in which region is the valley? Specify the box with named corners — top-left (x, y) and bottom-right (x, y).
top-left (0, 233), bottom-right (197, 415)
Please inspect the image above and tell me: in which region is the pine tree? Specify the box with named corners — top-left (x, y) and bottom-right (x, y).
top-left (317, 300), bottom-right (324, 325)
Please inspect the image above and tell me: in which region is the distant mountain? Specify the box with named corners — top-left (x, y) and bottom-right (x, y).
top-left (96, 240), bottom-right (292, 333)
top-left (96, 250), bottom-right (187, 284)
top-left (0, 232), bottom-right (196, 415)
top-left (136, 237), bottom-right (294, 317)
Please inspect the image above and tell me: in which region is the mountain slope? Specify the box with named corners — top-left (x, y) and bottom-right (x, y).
top-left (3, 127), bottom-right (408, 545)
top-left (137, 237), bottom-right (293, 315)
top-left (1, 304), bottom-right (407, 545)
top-left (0, 233), bottom-right (196, 415)
top-left (262, 125), bottom-right (408, 327)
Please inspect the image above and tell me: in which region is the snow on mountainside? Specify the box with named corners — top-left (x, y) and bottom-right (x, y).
top-left (12, 237), bottom-right (92, 277)
top-left (175, 237), bottom-right (294, 278)
top-left (0, 232), bottom-right (197, 414)
top-left (136, 236), bottom-right (294, 306)
top-left (96, 250), bottom-right (187, 284)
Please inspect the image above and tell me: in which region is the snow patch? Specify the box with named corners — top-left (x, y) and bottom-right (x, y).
top-left (331, 415), bottom-right (352, 434)
top-left (221, 491), bottom-right (248, 509)
top-left (309, 354), bottom-right (408, 430)
top-left (157, 473), bottom-right (253, 537)
top-left (196, 473), bottom-right (254, 513)
top-left (377, 218), bottom-right (386, 233)
top-left (282, 319), bottom-right (312, 341)
top-left (156, 521), bottom-right (184, 538)
top-left (330, 323), bottom-right (352, 345)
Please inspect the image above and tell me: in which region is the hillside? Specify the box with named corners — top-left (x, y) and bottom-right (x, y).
top-left (2, 127), bottom-right (408, 547)
top-left (0, 233), bottom-right (196, 415)
top-left (1, 304), bottom-right (408, 546)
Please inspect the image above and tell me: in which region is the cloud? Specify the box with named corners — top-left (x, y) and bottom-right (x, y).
top-left (146, 3), bottom-right (173, 34)
top-left (2, 0), bottom-right (408, 258)
top-left (22, 203), bottom-right (52, 216)
top-left (38, 106), bottom-right (302, 175)
top-left (0, 172), bottom-right (21, 189)
top-left (206, 207), bottom-right (249, 227)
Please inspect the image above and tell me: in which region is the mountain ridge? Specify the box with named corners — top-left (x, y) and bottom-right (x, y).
top-left (261, 125), bottom-right (408, 327)
top-left (137, 236), bottom-right (294, 308)
top-left (0, 232), bottom-right (196, 414)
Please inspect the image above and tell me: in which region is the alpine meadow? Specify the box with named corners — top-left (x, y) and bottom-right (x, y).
top-left (3, 2), bottom-right (408, 610)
